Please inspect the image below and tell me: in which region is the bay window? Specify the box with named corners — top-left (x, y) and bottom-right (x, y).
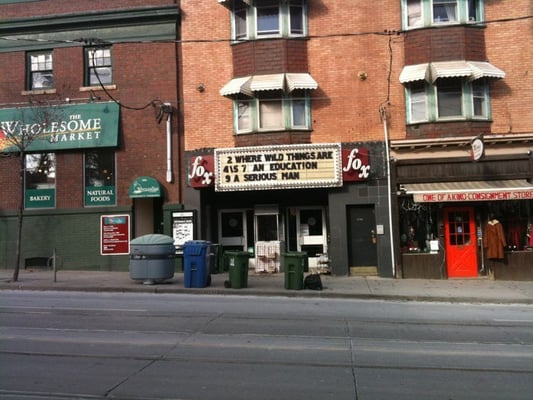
top-left (403, 0), bottom-right (483, 29)
top-left (406, 79), bottom-right (490, 123)
top-left (234, 92), bottom-right (311, 134)
top-left (231, 0), bottom-right (307, 40)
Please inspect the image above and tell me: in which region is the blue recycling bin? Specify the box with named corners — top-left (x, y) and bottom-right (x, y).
top-left (183, 240), bottom-right (212, 288)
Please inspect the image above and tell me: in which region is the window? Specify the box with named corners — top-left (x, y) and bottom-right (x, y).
top-left (234, 93), bottom-right (311, 134)
top-left (403, 0), bottom-right (483, 29)
top-left (433, 0), bottom-right (457, 23)
top-left (409, 82), bottom-right (428, 122)
top-left (406, 78), bottom-right (490, 123)
top-left (472, 80), bottom-right (487, 117)
top-left (86, 47), bottom-right (113, 86)
top-left (25, 153), bottom-right (55, 209)
top-left (436, 79), bottom-right (462, 118)
top-left (406, 0), bottom-right (423, 28)
top-left (84, 150), bottom-right (116, 206)
top-left (27, 51), bottom-right (54, 90)
top-left (256, 1), bottom-right (280, 36)
top-left (232, 0), bottom-right (307, 40)
top-left (234, 4), bottom-right (248, 40)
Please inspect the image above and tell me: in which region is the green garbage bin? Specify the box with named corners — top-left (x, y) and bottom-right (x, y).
top-left (226, 251), bottom-right (250, 289)
top-left (283, 252), bottom-right (308, 290)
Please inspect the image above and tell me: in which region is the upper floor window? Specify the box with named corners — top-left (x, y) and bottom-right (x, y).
top-left (405, 78), bottom-right (489, 124)
top-left (27, 51), bottom-right (54, 90)
top-left (231, 0), bottom-right (307, 40)
top-left (403, 0), bottom-right (483, 29)
top-left (85, 47), bottom-right (113, 86)
top-left (234, 92), bottom-right (311, 134)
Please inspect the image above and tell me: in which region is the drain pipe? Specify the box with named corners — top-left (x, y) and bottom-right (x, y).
top-left (164, 103), bottom-right (173, 183)
top-left (380, 106), bottom-right (396, 277)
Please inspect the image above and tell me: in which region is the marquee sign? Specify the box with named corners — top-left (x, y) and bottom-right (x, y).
top-left (214, 143), bottom-right (342, 192)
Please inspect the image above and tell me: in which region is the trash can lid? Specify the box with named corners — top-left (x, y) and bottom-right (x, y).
top-left (131, 234), bottom-right (174, 245)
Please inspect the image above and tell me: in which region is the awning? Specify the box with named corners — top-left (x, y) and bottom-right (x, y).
top-left (399, 61), bottom-right (505, 84)
top-left (399, 63), bottom-right (429, 84)
top-left (218, 0), bottom-right (251, 7)
top-left (250, 73), bottom-right (286, 92)
top-left (128, 176), bottom-right (162, 198)
top-left (285, 73), bottom-right (318, 92)
top-left (220, 73), bottom-right (318, 97)
top-left (403, 180), bottom-right (533, 203)
top-left (219, 76), bottom-right (253, 97)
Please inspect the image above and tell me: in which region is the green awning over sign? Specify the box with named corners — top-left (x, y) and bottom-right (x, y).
top-left (129, 176), bottom-right (162, 198)
top-left (0, 102), bottom-right (120, 153)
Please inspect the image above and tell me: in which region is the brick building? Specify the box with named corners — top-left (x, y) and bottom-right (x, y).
top-left (0, 0), bottom-right (181, 271)
top-left (1, 1), bottom-right (532, 279)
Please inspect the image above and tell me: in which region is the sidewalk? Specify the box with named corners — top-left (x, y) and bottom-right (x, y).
top-left (1, 268), bottom-right (533, 304)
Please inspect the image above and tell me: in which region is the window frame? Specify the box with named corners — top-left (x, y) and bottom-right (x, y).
top-left (402, 0), bottom-right (483, 30)
top-left (231, 0), bottom-right (307, 41)
top-left (405, 78), bottom-right (490, 124)
top-left (26, 50), bottom-right (54, 91)
top-left (84, 149), bottom-right (116, 207)
top-left (85, 47), bottom-right (113, 87)
top-left (24, 152), bottom-right (56, 209)
top-left (233, 93), bottom-right (311, 134)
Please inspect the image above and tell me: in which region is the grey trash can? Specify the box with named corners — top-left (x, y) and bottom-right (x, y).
top-left (130, 234), bottom-right (175, 284)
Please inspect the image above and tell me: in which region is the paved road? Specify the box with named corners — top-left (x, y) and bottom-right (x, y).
top-left (1, 291), bottom-right (532, 400)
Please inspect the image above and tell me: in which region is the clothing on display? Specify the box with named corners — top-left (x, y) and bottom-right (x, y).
top-left (483, 219), bottom-right (506, 260)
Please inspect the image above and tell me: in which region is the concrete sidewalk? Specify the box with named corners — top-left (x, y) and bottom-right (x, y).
top-left (1, 268), bottom-right (533, 304)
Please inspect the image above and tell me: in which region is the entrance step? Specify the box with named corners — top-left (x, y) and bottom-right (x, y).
top-left (350, 266), bottom-right (378, 276)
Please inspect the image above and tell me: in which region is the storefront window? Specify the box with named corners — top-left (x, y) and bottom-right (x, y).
top-left (485, 201), bottom-right (532, 251)
top-left (25, 153), bottom-right (56, 209)
top-left (399, 198), bottom-right (439, 253)
top-left (84, 150), bottom-right (116, 206)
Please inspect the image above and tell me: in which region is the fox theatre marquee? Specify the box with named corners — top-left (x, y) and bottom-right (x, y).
top-left (189, 143), bottom-right (371, 190)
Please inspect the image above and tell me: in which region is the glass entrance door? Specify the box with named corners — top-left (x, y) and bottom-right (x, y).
top-left (218, 210), bottom-right (247, 251)
top-left (297, 208), bottom-right (328, 270)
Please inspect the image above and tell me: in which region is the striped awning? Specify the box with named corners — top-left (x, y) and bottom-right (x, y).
top-left (399, 63), bottom-right (430, 84)
top-left (250, 73), bottom-right (285, 92)
top-left (220, 73), bottom-right (318, 97)
top-left (403, 180), bottom-right (533, 203)
top-left (219, 76), bottom-right (253, 97)
top-left (285, 73), bottom-right (318, 92)
top-left (399, 61), bottom-right (505, 84)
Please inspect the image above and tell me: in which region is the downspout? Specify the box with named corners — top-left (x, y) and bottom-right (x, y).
top-left (164, 103), bottom-right (173, 183)
top-left (380, 106), bottom-right (396, 277)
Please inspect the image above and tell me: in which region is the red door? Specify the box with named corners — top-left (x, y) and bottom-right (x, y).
top-left (444, 207), bottom-right (478, 278)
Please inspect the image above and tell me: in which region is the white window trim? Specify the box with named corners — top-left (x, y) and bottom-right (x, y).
top-left (231, 0), bottom-right (308, 41)
top-left (233, 94), bottom-right (311, 134)
top-left (402, 0), bottom-right (484, 30)
top-left (406, 79), bottom-right (490, 124)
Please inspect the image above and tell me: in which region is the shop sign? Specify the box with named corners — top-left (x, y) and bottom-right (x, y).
top-left (128, 176), bottom-right (161, 198)
top-left (25, 188), bottom-right (55, 209)
top-left (470, 136), bottom-right (484, 161)
top-left (100, 214), bottom-right (130, 255)
top-left (342, 148), bottom-right (371, 181)
top-left (214, 143), bottom-right (342, 192)
top-left (85, 185), bottom-right (116, 206)
top-left (414, 190), bottom-right (533, 203)
top-left (0, 102), bottom-right (119, 153)
top-left (188, 155), bottom-right (214, 188)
